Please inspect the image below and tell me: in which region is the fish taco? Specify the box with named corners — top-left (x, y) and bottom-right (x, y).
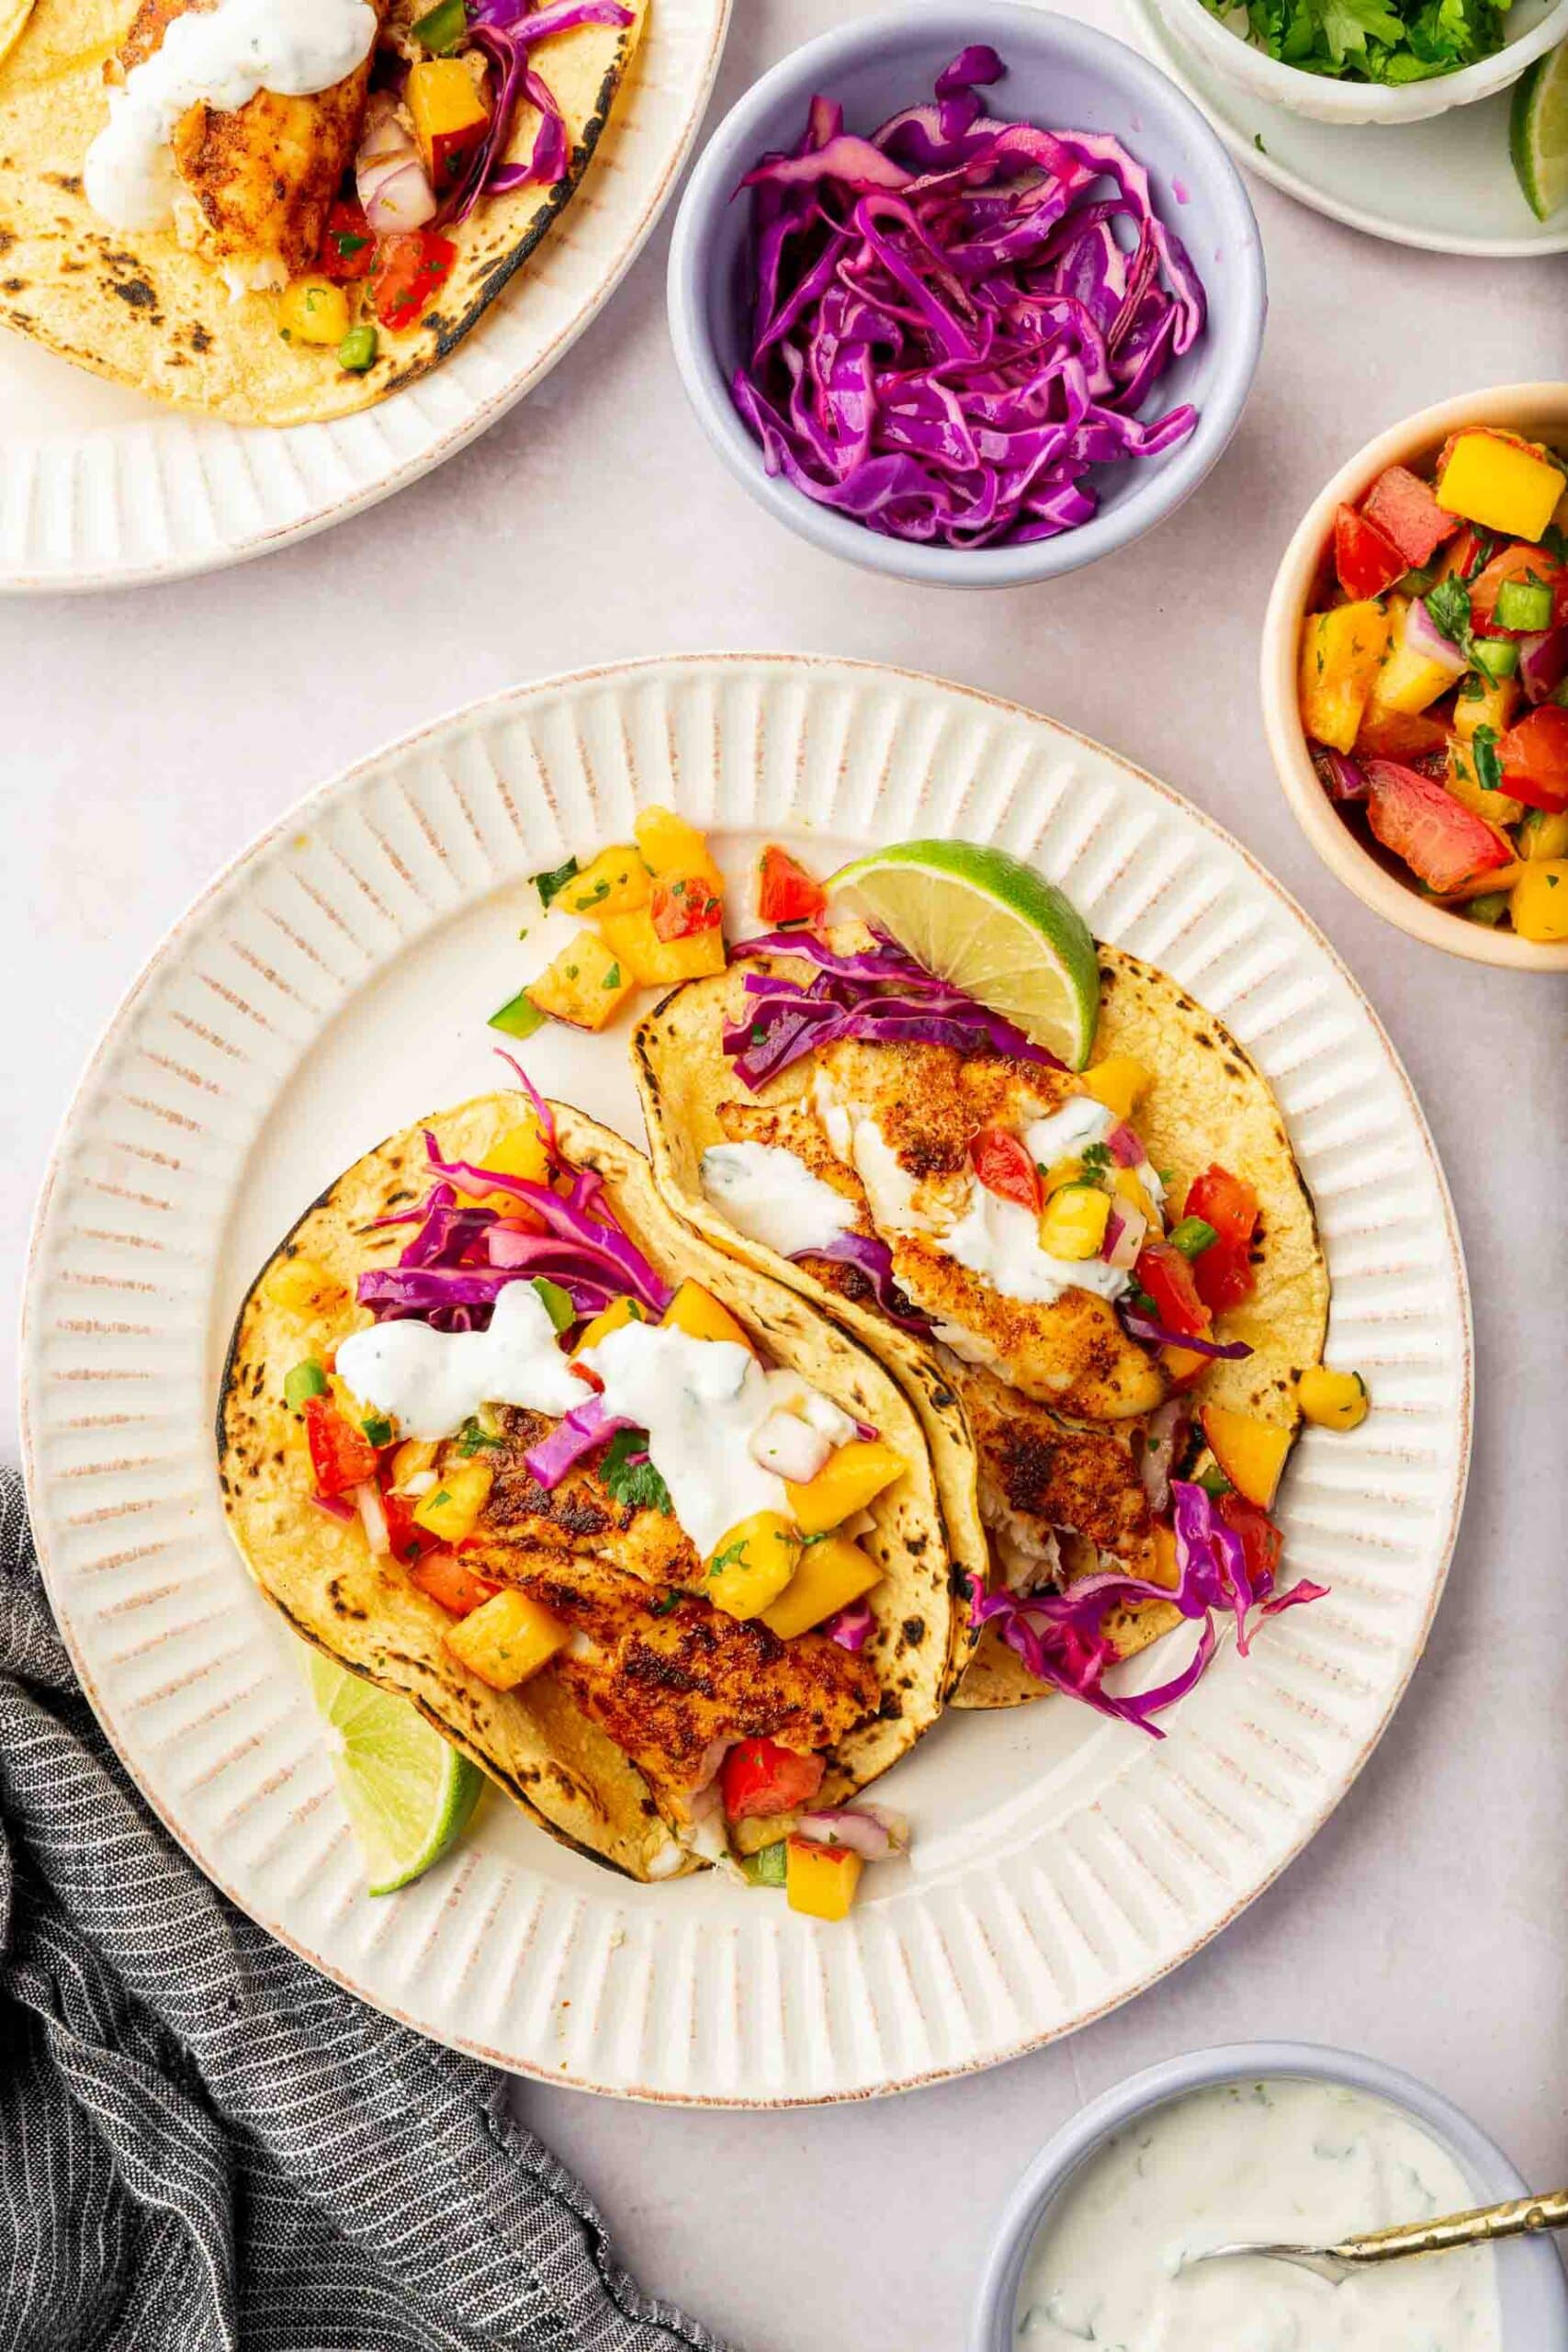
top-left (219, 1087), bottom-right (959, 1887)
top-left (0, 0), bottom-right (645, 424)
top-left (633, 858), bottom-right (1334, 1727)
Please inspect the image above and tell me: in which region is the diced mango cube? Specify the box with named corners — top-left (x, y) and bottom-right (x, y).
top-left (1040, 1156), bottom-right (1085, 1199)
top-left (705, 1511), bottom-right (801, 1622)
top-left (407, 56), bottom-right (490, 193)
top-left (1112, 1168), bottom-right (1160, 1228)
top-left (661, 1278), bottom-right (749, 1348)
top-left (1511, 859), bottom-right (1568, 943)
top-left (785, 1440), bottom-right (905, 1537)
top-left (1038, 1185), bottom-right (1111, 1261)
top-left (389, 1437), bottom-right (439, 1491)
top-left (556, 843), bottom-right (650, 919)
top-left (1296, 1366), bottom-right (1370, 1431)
top-left (279, 277), bottom-right (351, 346)
top-left (1437, 430), bottom-right (1564, 543)
top-left (785, 1834), bottom-right (863, 1920)
top-left (1524, 811), bottom-right (1568, 860)
top-left (1200, 1403), bottom-right (1291, 1509)
top-left (576, 1295), bottom-right (645, 1353)
top-left (444, 1589), bottom-right (568, 1690)
top-left (635, 806), bottom-right (723, 891)
top-left (263, 1254), bottom-right (346, 1317)
top-left (1299, 600), bottom-right (1393, 753)
top-left (1444, 741), bottom-right (1524, 831)
top-left (598, 907), bottom-right (727, 989)
top-left (412, 1459), bottom-right (494, 1547)
top-left (761, 1533), bottom-right (883, 1642)
top-left (525, 930), bottom-right (637, 1031)
top-left (1078, 1057), bottom-right (1151, 1120)
top-left (1368, 597), bottom-right (1454, 718)
top-left (1453, 674), bottom-right (1520, 746)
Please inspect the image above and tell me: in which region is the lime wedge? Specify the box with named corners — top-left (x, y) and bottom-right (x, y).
top-left (829, 840), bottom-right (1101, 1069)
top-left (1511, 41), bottom-right (1568, 222)
top-left (309, 1650), bottom-right (483, 1894)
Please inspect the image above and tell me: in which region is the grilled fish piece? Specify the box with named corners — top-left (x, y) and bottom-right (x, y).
top-left (460, 1544), bottom-right (880, 1798)
top-left (483, 1408), bottom-right (704, 1592)
top-left (115, 0), bottom-right (385, 287)
top-left (953, 1361), bottom-right (1159, 1587)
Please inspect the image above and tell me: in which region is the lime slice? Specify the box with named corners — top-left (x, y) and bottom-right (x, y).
top-left (309, 1650), bottom-right (483, 1895)
top-left (829, 840), bottom-right (1100, 1069)
top-left (1511, 41), bottom-right (1568, 222)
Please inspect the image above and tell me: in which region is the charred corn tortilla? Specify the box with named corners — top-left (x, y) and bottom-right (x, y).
top-left (219, 1095), bottom-right (959, 1884)
top-left (0, 0), bottom-right (645, 425)
top-left (0, 0), bottom-right (33, 71)
top-left (633, 945), bottom-right (1330, 1713)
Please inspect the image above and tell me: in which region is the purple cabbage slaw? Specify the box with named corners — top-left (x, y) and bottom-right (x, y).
top-left (972, 1478), bottom-right (1325, 1736)
top-left (441, 0), bottom-right (635, 225)
top-left (725, 925), bottom-right (1064, 1091)
top-left (729, 45), bottom-right (1205, 549)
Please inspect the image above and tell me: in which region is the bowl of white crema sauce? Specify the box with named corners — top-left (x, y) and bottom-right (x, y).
top-left (972, 2041), bottom-right (1568, 2352)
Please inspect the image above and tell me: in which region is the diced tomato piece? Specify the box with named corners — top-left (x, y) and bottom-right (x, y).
top-left (568, 1359), bottom-right (604, 1394)
top-left (382, 1487), bottom-right (441, 1566)
top-left (1353, 705), bottom-right (1451, 764)
top-left (649, 873), bottom-right (724, 941)
top-left (317, 198), bottom-right (376, 282)
top-left (1498, 706), bottom-right (1568, 814)
top-left (1361, 465), bottom-right (1461, 570)
top-left (1218, 1493), bottom-right (1283, 1591)
top-left (1134, 1239), bottom-right (1212, 1341)
top-left (756, 843), bottom-right (828, 928)
top-left (721, 1738), bottom-right (826, 1822)
top-left (1333, 503), bottom-right (1404, 601)
top-left (1469, 542), bottom-right (1566, 635)
top-left (372, 229), bottom-right (457, 332)
top-left (1363, 463), bottom-right (1466, 569)
top-left (303, 1394), bottom-right (378, 1497)
top-left (1362, 760), bottom-right (1514, 893)
top-left (1183, 1166), bottom-right (1258, 1313)
top-left (408, 1549), bottom-right (502, 1617)
top-left (969, 1125), bottom-right (1043, 1213)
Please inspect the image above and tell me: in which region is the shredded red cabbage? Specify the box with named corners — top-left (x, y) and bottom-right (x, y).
top-left (725, 928), bottom-right (1063, 1091)
top-left (824, 1599), bottom-right (875, 1651)
top-left (729, 47), bottom-right (1203, 548)
top-left (1119, 1306), bottom-right (1252, 1361)
top-left (972, 1478), bottom-right (1324, 1734)
top-left (444, 0), bottom-right (634, 224)
top-left (523, 1397), bottom-right (635, 1488)
top-left (790, 1227), bottom-right (932, 1334)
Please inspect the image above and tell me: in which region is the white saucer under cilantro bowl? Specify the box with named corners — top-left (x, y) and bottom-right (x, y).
top-left (1129, 0), bottom-right (1568, 252)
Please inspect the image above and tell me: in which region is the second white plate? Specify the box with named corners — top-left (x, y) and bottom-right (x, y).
top-left (0, 0), bottom-right (729, 594)
top-left (22, 654), bottom-right (1471, 2103)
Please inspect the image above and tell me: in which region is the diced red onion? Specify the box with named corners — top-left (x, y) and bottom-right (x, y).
top-left (795, 1804), bottom-right (908, 1860)
top-left (1404, 594), bottom-right (1470, 681)
top-left (749, 1409), bottom-right (832, 1483)
top-left (1103, 1200), bottom-right (1145, 1271)
top-left (355, 98), bottom-right (437, 233)
top-left (523, 1398), bottom-right (635, 1488)
top-left (823, 1599), bottom-right (874, 1651)
top-left (1519, 624), bottom-right (1568, 705)
top-left (1311, 743), bottom-right (1369, 802)
top-left (355, 1479), bottom-right (390, 1557)
top-left (1107, 1121), bottom-right (1144, 1167)
top-left (310, 1490), bottom-right (356, 1526)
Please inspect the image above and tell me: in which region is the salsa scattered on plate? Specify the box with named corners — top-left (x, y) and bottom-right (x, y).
top-left (1299, 424), bottom-right (1568, 942)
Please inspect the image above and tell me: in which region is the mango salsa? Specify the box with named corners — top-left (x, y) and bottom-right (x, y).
top-left (526, 930), bottom-right (636, 1031)
top-left (1437, 430), bottom-right (1563, 543)
top-left (634, 806), bottom-right (723, 891)
top-left (785, 1834), bottom-right (863, 1920)
top-left (263, 1254), bottom-right (346, 1317)
top-left (1452, 674), bottom-right (1520, 748)
top-left (1511, 859), bottom-right (1568, 943)
top-left (576, 1295), bottom-right (645, 1353)
top-left (1296, 1366), bottom-right (1370, 1431)
top-left (1199, 1403), bottom-right (1291, 1509)
top-left (705, 1511), bottom-right (801, 1622)
top-left (407, 56), bottom-right (490, 194)
top-left (662, 1278), bottom-right (749, 1348)
top-left (785, 1440), bottom-right (904, 1537)
top-left (1038, 1184), bottom-right (1111, 1261)
top-left (1367, 597), bottom-right (1452, 718)
top-left (1300, 600), bottom-right (1392, 753)
top-left (556, 842), bottom-right (650, 919)
top-left (412, 1459), bottom-right (494, 1547)
top-left (1078, 1056), bottom-right (1151, 1120)
top-left (598, 907), bottom-right (726, 989)
top-left (761, 1532), bottom-right (882, 1642)
top-left (445, 1589), bottom-right (568, 1690)
top-left (279, 277), bottom-right (351, 346)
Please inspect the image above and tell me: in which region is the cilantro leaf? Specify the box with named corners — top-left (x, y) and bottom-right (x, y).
top-left (1471, 725), bottom-right (1504, 797)
top-left (457, 1415), bottom-right (503, 1457)
top-left (1424, 575), bottom-right (1473, 654)
top-left (600, 1428), bottom-right (672, 1515)
top-left (533, 856), bottom-right (579, 910)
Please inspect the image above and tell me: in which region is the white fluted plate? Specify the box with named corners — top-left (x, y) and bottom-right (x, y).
top-left (21, 654), bottom-right (1470, 2104)
top-left (0, 0), bottom-right (729, 594)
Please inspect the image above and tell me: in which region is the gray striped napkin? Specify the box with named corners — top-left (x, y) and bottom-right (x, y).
top-left (0, 1464), bottom-right (732, 2352)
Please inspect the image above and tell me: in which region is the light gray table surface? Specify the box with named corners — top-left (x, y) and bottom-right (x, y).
top-left (4, 4), bottom-right (1565, 2346)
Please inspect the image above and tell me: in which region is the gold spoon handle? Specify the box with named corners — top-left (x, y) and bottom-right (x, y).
top-left (1336, 2188), bottom-right (1568, 2267)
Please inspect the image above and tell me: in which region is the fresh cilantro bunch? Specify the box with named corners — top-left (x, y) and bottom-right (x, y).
top-left (1211, 0), bottom-right (1512, 82)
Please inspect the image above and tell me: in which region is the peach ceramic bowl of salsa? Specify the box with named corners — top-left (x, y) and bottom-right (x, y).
top-left (1262, 384), bottom-right (1568, 971)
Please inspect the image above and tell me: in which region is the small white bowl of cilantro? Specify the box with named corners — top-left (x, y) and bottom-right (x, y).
top-left (1161, 0), bottom-right (1568, 123)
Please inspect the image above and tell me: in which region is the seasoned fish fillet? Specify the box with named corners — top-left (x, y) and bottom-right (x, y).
top-left (484, 1408), bottom-right (704, 1591)
top-left (461, 1545), bottom-right (880, 1796)
top-left (953, 1362), bottom-right (1159, 1586)
top-left (115, 0), bottom-right (384, 282)
top-left (740, 1039), bottom-right (1170, 1421)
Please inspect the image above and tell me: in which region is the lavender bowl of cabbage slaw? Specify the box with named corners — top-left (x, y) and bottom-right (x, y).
top-left (668, 2), bottom-right (1266, 587)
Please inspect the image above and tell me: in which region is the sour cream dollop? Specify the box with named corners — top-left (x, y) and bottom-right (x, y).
top-left (700, 1142), bottom-right (860, 1259)
top-left (85, 0), bottom-right (378, 233)
top-left (335, 1281), bottom-right (583, 1441)
top-left (1014, 2078), bottom-right (1502, 2352)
